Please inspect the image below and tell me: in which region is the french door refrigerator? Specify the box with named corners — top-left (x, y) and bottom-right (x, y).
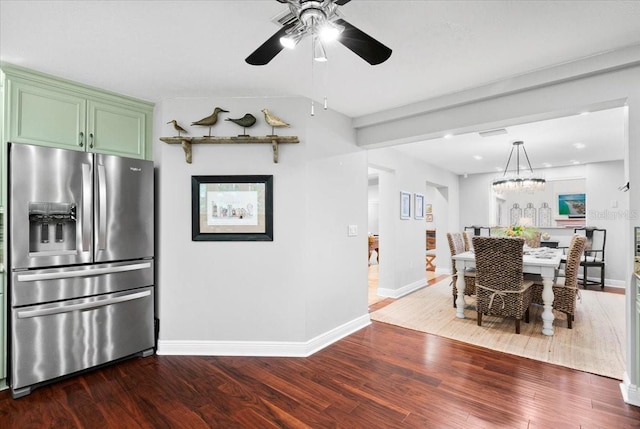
top-left (7, 142), bottom-right (155, 398)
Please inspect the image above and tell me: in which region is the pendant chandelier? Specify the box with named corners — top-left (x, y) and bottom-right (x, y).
top-left (492, 141), bottom-right (545, 192)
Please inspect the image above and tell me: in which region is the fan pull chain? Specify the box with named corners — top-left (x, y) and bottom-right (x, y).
top-left (323, 57), bottom-right (329, 110)
top-left (311, 35), bottom-right (315, 116)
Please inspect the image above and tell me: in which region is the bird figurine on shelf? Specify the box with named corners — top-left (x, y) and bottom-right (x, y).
top-left (225, 113), bottom-right (257, 137)
top-left (191, 107), bottom-right (229, 137)
top-left (261, 108), bottom-right (290, 136)
top-left (166, 119), bottom-right (188, 138)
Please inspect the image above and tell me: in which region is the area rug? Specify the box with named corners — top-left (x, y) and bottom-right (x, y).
top-left (370, 279), bottom-right (625, 380)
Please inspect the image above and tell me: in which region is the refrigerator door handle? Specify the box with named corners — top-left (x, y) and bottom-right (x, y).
top-left (16, 290), bottom-right (151, 319)
top-left (17, 262), bottom-right (152, 282)
top-left (97, 163), bottom-right (107, 250)
top-left (82, 163), bottom-right (92, 252)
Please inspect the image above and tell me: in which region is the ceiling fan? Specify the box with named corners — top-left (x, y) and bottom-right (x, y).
top-left (245, 0), bottom-right (392, 66)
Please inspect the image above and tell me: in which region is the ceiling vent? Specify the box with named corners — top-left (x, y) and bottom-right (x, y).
top-left (270, 8), bottom-right (343, 27)
top-left (478, 128), bottom-right (508, 137)
top-left (271, 10), bottom-right (297, 27)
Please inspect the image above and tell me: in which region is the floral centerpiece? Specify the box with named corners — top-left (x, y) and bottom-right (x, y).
top-left (495, 225), bottom-right (541, 247)
top-left (502, 225), bottom-right (529, 237)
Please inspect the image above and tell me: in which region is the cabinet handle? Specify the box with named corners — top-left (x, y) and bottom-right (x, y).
top-left (79, 131), bottom-right (84, 147)
top-left (89, 133), bottom-right (94, 149)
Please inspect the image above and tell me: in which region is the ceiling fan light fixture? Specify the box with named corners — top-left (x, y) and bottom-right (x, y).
top-left (319, 22), bottom-right (342, 42)
top-left (246, 0), bottom-right (392, 66)
top-left (313, 37), bottom-right (328, 62)
top-left (280, 31), bottom-right (304, 49)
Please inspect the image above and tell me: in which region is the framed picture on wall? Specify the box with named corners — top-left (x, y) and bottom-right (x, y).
top-left (414, 193), bottom-right (425, 219)
top-left (425, 214), bottom-right (434, 222)
top-left (191, 175), bottom-right (273, 241)
top-left (425, 204), bottom-right (433, 214)
top-left (400, 191), bottom-right (411, 219)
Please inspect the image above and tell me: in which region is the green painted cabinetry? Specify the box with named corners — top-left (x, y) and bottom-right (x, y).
top-left (2, 63), bottom-right (153, 160)
top-left (0, 63), bottom-right (154, 390)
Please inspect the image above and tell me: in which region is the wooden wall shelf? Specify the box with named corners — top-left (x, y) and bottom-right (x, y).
top-left (160, 136), bottom-right (300, 164)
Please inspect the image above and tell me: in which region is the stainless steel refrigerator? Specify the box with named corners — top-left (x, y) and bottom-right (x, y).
top-left (7, 143), bottom-right (155, 398)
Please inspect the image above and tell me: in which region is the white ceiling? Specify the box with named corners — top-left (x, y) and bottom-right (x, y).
top-left (392, 106), bottom-right (627, 175)
top-left (1, 1), bottom-right (639, 173)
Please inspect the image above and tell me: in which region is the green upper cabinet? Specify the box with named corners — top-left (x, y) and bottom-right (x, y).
top-left (7, 77), bottom-right (87, 149)
top-left (87, 99), bottom-right (146, 158)
top-left (2, 64), bottom-right (153, 160)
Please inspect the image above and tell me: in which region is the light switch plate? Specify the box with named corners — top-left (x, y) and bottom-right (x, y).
top-left (348, 225), bottom-right (358, 236)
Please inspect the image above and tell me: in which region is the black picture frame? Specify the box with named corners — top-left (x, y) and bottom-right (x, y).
top-left (191, 175), bottom-right (273, 241)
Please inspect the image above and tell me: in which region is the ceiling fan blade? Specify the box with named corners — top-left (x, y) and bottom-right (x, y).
top-left (335, 0), bottom-right (352, 5)
top-left (334, 18), bottom-right (392, 65)
top-left (245, 23), bottom-right (296, 65)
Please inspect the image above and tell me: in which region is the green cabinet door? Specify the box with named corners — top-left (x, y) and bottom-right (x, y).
top-left (88, 100), bottom-right (146, 159)
top-left (3, 65), bottom-right (153, 160)
top-left (8, 78), bottom-right (87, 150)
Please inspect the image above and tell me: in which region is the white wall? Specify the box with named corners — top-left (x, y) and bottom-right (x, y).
top-left (154, 96), bottom-right (369, 355)
top-left (354, 59), bottom-right (640, 405)
top-left (367, 148), bottom-right (459, 296)
top-left (459, 161), bottom-right (628, 285)
top-left (460, 165), bottom-right (589, 228)
top-left (585, 160), bottom-right (630, 288)
top-left (367, 176), bottom-right (379, 234)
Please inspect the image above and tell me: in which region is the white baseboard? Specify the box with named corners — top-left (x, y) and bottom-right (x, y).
top-left (620, 373), bottom-right (640, 406)
top-left (377, 278), bottom-right (426, 299)
top-left (579, 275), bottom-right (625, 288)
top-left (156, 314), bottom-right (371, 357)
top-left (436, 267), bottom-right (453, 276)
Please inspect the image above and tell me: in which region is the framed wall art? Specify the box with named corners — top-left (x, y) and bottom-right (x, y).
top-left (414, 193), bottom-right (425, 219)
top-left (191, 175), bottom-right (273, 241)
top-left (400, 191), bottom-right (411, 219)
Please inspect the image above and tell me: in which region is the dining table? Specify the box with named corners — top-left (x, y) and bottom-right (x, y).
top-left (452, 248), bottom-right (563, 336)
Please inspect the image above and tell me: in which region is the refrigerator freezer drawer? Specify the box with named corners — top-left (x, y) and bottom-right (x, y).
top-left (11, 286), bottom-right (154, 394)
top-left (11, 260), bottom-right (153, 307)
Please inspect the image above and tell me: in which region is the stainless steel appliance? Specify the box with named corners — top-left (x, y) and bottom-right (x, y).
top-left (7, 143), bottom-right (155, 398)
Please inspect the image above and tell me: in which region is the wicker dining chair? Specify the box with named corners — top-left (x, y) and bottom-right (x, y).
top-left (473, 236), bottom-right (534, 334)
top-left (462, 231), bottom-right (474, 252)
top-left (531, 235), bottom-right (588, 329)
top-left (447, 232), bottom-right (476, 308)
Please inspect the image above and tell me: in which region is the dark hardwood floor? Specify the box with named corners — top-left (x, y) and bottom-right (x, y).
top-left (0, 316), bottom-right (637, 428)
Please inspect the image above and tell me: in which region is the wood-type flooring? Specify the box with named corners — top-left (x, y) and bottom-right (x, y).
top-left (0, 322), bottom-right (637, 428)
top-left (0, 272), bottom-right (636, 428)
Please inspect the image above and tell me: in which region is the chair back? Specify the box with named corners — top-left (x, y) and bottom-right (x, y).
top-left (472, 236), bottom-right (525, 292)
top-left (564, 235), bottom-right (589, 288)
top-left (574, 227), bottom-right (606, 261)
top-left (464, 226), bottom-right (491, 237)
top-left (446, 232), bottom-right (466, 276)
top-left (463, 231), bottom-right (474, 251)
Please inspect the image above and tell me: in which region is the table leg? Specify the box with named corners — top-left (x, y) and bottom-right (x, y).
top-left (540, 275), bottom-right (555, 336)
top-left (455, 260), bottom-right (466, 319)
